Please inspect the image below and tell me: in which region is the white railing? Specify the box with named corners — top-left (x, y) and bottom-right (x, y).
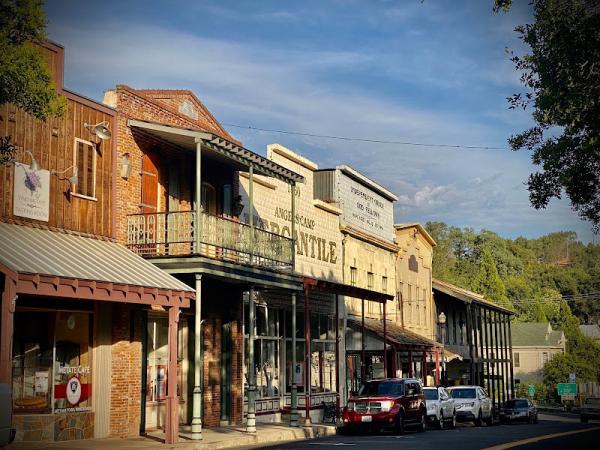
top-left (127, 211), bottom-right (294, 269)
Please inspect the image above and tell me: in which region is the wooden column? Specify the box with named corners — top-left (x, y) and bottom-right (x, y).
top-left (194, 139), bottom-right (202, 254)
top-left (361, 298), bottom-right (365, 383)
top-left (486, 309), bottom-right (495, 409)
top-left (493, 311), bottom-right (501, 408)
top-left (466, 303), bottom-right (475, 385)
top-left (383, 302), bottom-right (387, 377)
top-left (421, 351), bottom-right (427, 386)
top-left (435, 350), bottom-right (440, 385)
top-left (290, 291), bottom-right (299, 426)
top-left (0, 275), bottom-right (17, 385)
top-left (408, 351), bottom-right (413, 378)
top-left (507, 316), bottom-right (515, 400)
top-left (165, 305), bottom-right (180, 444)
top-left (304, 286), bottom-right (311, 426)
top-left (335, 294), bottom-right (340, 415)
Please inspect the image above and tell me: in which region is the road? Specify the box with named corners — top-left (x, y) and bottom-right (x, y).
top-left (242, 413), bottom-right (600, 450)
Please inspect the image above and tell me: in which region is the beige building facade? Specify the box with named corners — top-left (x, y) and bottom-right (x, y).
top-left (511, 323), bottom-right (566, 383)
top-left (395, 223), bottom-right (437, 341)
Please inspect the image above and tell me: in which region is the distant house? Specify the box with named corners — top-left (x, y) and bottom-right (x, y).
top-left (579, 324), bottom-right (600, 344)
top-left (511, 323), bottom-right (566, 384)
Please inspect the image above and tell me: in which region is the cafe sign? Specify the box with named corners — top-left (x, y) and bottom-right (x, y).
top-left (13, 163), bottom-right (50, 222)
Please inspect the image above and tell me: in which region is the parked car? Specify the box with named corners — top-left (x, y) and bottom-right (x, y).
top-left (448, 386), bottom-right (493, 426)
top-left (499, 398), bottom-right (538, 424)
top-left (0, 384), bottom-right (15, 446)
top-left (581, 397), bottom-right (600, 423)
top-left (424, 386), bottom-right (456, 429)
top-left (340, 378), bottom-right (427, 434)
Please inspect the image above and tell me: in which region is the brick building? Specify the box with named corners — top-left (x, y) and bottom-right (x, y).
top-left (104, 87), bottom-right (304, 438)
top-left (0, 42), bottom-right (192, 444)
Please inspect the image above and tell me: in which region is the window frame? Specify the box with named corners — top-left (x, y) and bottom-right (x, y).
top-left (72, 137), bottom-right (98, 201)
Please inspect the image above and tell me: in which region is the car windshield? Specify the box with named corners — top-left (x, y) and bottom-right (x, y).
top-left (585, 398), bottom-right (600, 405)
top-left (358, 381), bottom-right (403, 397)
top-left (451, 388), bottom-right (476, 399)
top-left (424, 389), bottom-right (439, 400)
top-left (505, 400), bottom-right (529, 409)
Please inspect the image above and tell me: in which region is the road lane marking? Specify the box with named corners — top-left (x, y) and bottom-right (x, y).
top-left (483, 426), bottom-right (600, 450)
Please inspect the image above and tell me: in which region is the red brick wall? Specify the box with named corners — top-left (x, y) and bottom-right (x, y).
top-left (109, 304), bottom-right (142, 437)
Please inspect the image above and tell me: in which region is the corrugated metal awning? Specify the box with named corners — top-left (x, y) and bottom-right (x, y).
top-left (347, 316), bottom-right (439, 349)
top-left (0, 222), bottom-right (193, 293)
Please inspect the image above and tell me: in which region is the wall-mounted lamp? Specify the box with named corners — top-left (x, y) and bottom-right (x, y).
top-left (84, 121), bottom-right (112, 140)
top-left (52, 165), bottom-right (78, 186)
top-left (120, 153), bottom-right (132, 179)
top-left (23, 150), bottom-right (41, 171)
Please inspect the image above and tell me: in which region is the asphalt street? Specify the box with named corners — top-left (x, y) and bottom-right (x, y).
top-left (241, 413), bottom-right (600, 450)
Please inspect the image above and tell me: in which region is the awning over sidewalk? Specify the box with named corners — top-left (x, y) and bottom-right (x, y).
top-left (347, 316), bottom-right (440, 350)
top-left (303, 277), bottom-right (394, 303)
top-left (0, 221), bottom-right (193, 307)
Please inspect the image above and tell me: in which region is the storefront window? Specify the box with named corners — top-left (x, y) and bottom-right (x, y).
top-left (311, 342), bottom-right (336, 393)
top-left (255, 339), bottom-right (280, 398)
top-left (12, 310), bottom-right (92, 414)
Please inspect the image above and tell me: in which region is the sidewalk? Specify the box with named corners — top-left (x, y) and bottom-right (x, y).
top-left (8, 423), bottom-right (338, 450)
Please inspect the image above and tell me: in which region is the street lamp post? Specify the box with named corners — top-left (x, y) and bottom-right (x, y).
top-left (438, 312), bottom-right (447, 386)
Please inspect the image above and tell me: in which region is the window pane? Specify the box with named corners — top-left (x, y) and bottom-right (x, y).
top-left (12, 312), bottom-right (54, 414)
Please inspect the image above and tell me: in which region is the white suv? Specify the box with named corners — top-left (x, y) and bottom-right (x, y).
top-left (424, 386), bottom-right (456, 429)
top-left (448, 386), bottom-right (493, 426)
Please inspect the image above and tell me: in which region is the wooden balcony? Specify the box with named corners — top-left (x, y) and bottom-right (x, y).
top-left (127, 211), bottom-right (294, 270)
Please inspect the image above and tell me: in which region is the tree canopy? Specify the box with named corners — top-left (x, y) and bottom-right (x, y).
top-left (495, 0), bottom-right (600, 232)
top-left (0, 0), bottom-right (65, 123)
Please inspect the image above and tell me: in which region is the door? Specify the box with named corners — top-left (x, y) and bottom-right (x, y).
top-left (220, 322), bottom-right (232, 423)
top-left (140, 150), bottom-right (160, 254)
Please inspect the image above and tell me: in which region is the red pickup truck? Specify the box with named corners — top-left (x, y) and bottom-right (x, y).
top-left (340, 378), bottom-right (427, 434)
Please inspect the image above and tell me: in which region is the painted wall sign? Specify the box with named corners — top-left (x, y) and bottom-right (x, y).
top-left (13, 163), bottom-right (50, 222)
top-left (338, 172), bottom-right (395, 242)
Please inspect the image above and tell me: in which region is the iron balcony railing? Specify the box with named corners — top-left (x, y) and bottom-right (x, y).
top-left (127, 211), bottom-right (294, 270)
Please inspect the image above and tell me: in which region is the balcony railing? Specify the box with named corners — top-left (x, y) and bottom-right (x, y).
top-left (127, 211), bottom-right (294, 270)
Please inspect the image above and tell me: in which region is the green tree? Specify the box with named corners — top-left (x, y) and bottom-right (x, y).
top-left (471, 247), bottom-right (512, 308)
top-left (495, 0), bottom-right (600, 232)
top-left (0, 0), bottom-right (66, 162)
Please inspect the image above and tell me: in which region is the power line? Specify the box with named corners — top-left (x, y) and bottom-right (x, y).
top-left (223, 123), bottom-right (508, 151)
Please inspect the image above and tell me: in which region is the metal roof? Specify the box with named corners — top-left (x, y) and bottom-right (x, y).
top-left (128, 119), bottom-right (305, 184)
top-left (347, 316), bottom-right (439, 349)
top-left (0, 222), bottom-right (193, 292)
top-left (432, 278), bottom-right (513, 314)
top-left (511, 323), bottom-right (565, 348)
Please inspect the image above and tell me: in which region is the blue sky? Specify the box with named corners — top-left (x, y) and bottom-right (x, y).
top-left (45, 0), bottom-right (596, 243)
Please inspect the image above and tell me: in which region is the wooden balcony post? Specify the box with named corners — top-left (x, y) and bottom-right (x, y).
top-left (191, 274), bottom-right (203, 440)
top-left (165, 304), bottom-right (180, 444)
top-left (291, 181), bottom-right (296, 270)
top-left (290, 291), bottom-right (299, 426)
top-left (194, 138), bottom-right (203, 254)
top-left (248, 166), bottom-right (254, 264)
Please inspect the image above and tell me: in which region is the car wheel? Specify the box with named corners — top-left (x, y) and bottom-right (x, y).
top-left (395, 411), bottom-right (406, 435)
top-left (485, 411), bottom-right (493, 426)
top-left (418, 409), bottom-right (427, 433)
top-left (450, 411), bottom-right (457, 429)
top-left (475, 409), bottom-right (483, 427)
top-left (581, 415), bottom-right (589, 423)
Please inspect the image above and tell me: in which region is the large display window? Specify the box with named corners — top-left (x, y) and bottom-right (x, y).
top-left (12, 310), bottom-right (93, 414)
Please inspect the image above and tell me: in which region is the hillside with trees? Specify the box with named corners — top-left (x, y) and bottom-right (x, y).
top-left (425, 222), bottom-right (600, 386)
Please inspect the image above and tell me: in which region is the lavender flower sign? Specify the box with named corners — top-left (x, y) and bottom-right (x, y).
top-left (13, 163), bottom-right (50, 221)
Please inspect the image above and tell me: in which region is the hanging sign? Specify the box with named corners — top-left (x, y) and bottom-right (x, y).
top-left (13, 163), bottom-right (50, 222)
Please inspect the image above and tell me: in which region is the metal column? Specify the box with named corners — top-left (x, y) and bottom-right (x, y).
top-left (507, 316), bottom-right (515, 400)
top-left (383, 302), bottom-right (387, 377)
top-left (466, 303), bottom-right (475, 384)
top-left (290, 292), bottom-right (299, 426)
top-left (191, 274), bottom-right (203, 439)
top-left (361, 298), bottom-right (366, 383)
top-left (246, 287), bottom-right (256, 433)
top-left (335, 294), bottom-right (340, 417)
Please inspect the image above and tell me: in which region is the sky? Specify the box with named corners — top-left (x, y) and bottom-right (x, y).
top-left (44, 0), bottom-right (596, 243)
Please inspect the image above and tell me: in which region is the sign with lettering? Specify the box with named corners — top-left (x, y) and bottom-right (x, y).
top-left (337, 171), bottom-right (395, 242)
top-left (13, 163), bottom-right (50, 222)
top-left (238, 145), bottom-right (343, 282)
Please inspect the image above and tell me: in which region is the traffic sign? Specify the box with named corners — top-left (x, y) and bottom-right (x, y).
top-left (569, 373), bottom-right (576, 383)
top-left (557, 383), bottom-right (577, 396)
top-left (528, 385), bottom-right (535, 397)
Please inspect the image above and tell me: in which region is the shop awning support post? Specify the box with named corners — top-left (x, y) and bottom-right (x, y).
top-left (335, 293), bottom-right (340, 416)
top-left (0, 275), bottom-right (17, 385)
top-left (383, 301), bottom-right (387, 377)
top-left (304, 285), bottom-right (312, 426)
top-left (246, 286), bottom-right (257, 433)
top-left (191, 274), bottom-right (203, 440)
top-left (361, 298), bottom-right (365, 383)
top-left (165, 304), bottom-right (180, 444)
top-left (290, 291), bottom-right (299, 427)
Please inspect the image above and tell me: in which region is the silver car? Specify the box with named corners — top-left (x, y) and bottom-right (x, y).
top-left (448, 386), bottom-right (493, 426)
top-left (424, 386), bottom-right (456, 429)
